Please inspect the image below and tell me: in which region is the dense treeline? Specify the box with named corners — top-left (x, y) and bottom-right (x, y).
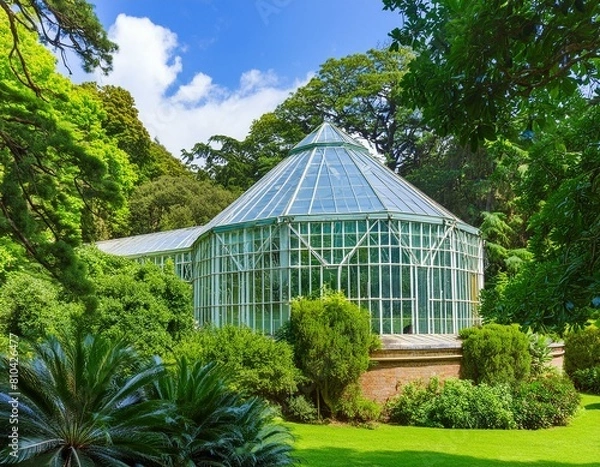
top-left (1, 0), bottom-right (598, 347)
top-left (0, 10), bottom-right (237, 320)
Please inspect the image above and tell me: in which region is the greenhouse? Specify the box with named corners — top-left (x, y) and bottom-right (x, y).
top-left (98, 123), bottom-right (484, 335)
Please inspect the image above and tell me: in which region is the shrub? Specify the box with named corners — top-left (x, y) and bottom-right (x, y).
top-left (512, 374), bottom-right (581, 429)
top-left (429, 380), bottom-right (516, 429)
top-left (387, 378), bottom-right (515, 429)
top-left (460, 324), bottom-right (531, 385)
top-left (564, 327), bottom-right (600, 377)
top-left (174, 326), bottom-right (300, 403)
top-left (571, 366), bottom-right (600, 394)
top-left (528, 333), bottom-right (553, 377)
top-left (386, 378), bottom-right (441, 426)
top-left (335, 383), bottom-right (381, 424)
top-left (286, 292), bottom-right (376, 418)
top-left (285, 395), bottom-right (318, 423)
top-left (77, 247), bottom-right (194, 359)
top-left (0, 271), bottom-right (80, 342)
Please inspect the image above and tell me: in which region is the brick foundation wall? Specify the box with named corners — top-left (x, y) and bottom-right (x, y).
top-left (359, 336), bottom-right (566, 404)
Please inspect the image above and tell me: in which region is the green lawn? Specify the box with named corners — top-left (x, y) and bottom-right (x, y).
top-left (288, 394), bottom-right (600, 466)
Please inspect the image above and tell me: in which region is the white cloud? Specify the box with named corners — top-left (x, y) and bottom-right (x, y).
top-left (94, 14), bottom-right (307, 156)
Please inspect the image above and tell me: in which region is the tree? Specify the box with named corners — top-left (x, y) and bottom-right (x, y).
top-left (0, 17), bottom-right (132, 299)
top-left (480, 100), bottom-right (600, 334)
top-left (128, 175), bottom-right (237, 234)
top-left (274, 48), bottom-right (431, 174)
top-left (0, 333), bottom-right (168, 465)
top-left (77, 247), bottom-right (195, 358)
top-left (286, 292), bottom-right (375, 418)
top-left (184, 48), bottom-right (436, 190)
top-left (84, 84), bottom-right (189, 183)
top-left (383, 0), bottom-right (600, 147)
top-left (0, 0), bottom-right (116, 89)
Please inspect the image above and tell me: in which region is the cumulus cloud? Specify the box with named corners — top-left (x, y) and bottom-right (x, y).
top-left (95, 14), bottom-right (306, 156)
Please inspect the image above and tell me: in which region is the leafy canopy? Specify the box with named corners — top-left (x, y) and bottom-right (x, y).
top-left (0, 16), bottom-right (132, 300)
top-left (384, 0), bottom-right (600, 147)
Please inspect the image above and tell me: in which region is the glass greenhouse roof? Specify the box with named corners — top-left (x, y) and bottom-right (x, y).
top-left (206, 122), bottom-right (464, 229)
top-left (95, 225), bottom-right (206, 257)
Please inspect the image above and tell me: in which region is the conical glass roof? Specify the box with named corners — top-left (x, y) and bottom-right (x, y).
top-left (206, 123), bottom-right (465, 229)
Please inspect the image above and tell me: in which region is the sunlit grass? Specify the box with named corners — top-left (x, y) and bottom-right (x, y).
top-left (288, 394), bottom-right (600, 466)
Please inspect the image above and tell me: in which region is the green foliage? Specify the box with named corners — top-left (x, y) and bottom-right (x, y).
top-left (1, 0), bottom-right (116, 78)
top-left (512, 374), bottom-right (581, 429)
top-left (78, 247), bottom-right (194, 358)
top-left (572, 366), bottom-right (600, 395)
top-left (128, 175), bottom-right (236, 234)
top-left (84, 84), bottom-right (189, 185)
top-left (285, 395), bottom-right (318, 423)
top-left (0, 17), bottom-right (133, 300)
top-left (0, 333), bottom-right (295, 466)
top-left (387, 378), bottom-right (516, 429)
top-left (384, 0), bottom-right (600, 147)
top-left (335, 383), bottom-right (382, 425)
top-left (153, 359), bottom-right (295, 467)
top-left (388, 374), bottom-right (579, 430)
top-left (173, 325), bottom-right (300, 402)
top-left (564, 327), bottom-right (600, 376)
top-left (0, 271), bottom-right (80, 341)
top-left (0, 333), bottom-right (168, 465)
top-left (460, 324), bottom-right (531, 385)
top-left (527, 333), bottom-right (553, 377)
top-left (287, 292), bottom-right (375, 417)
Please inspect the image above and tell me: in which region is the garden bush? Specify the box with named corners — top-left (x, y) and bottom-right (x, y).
top-left (428, 380), bottom-right (516, 429)
top-left (512, 373), bottom-right (581, 429)
top-left (285, 395), bottom-right (318, 423)
top-left (286, 292), bottom-right (377, 418)
top-left (388, 374), bottom-right (580, 430)
top-left (564, 327), bottom-right (600, 377)
top-left (387, 378), bottom-right (515, 429)
top-left (460, 324), bottom-right (531, 385)
top-left (173, 325), bottom-right (300, 403)
top-left (571, 366), bottom-right (600, 394)
top-left (335, 383), bottom-right (382, 424)
top-left (528, 333), bottom-right (553, 377)
top-left (386, 378), bottom-right (441, 426)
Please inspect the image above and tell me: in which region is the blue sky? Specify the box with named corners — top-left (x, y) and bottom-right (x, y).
top-left (83, 1), bottom-right (401, 155)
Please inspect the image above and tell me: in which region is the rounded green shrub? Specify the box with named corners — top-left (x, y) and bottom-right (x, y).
top-left (571, 366), bottom-right (600, 394)
top-left (429, 380), bottom-right (516, 429)
top-left (512, 374), bottom-right (581, 429)
top-left (386, 378), bottom-right (441, 426)
top-left (285, 395), bottom-right (318, 423)
top-left (335, 383), bottom-right (381, 424)
top-left (387, 378), bottom-right (516, 429)
top-left (564, 327), bottom-right (600, 377)
top-left (173, 325), bottom-right (300, 403)
top-left (460, 324), bottom-right (531, 385)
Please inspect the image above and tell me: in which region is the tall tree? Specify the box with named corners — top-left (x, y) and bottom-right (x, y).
top-left (0, 0), bottom-right (116, 89)
top-left (0, 17), bottom-right (131, 298)
top-left (383, 0), bottom-right (600, 147)
top-left (184, 48), bottom-right (436, 191)
top-left (128, 175), bottom-right (237, 234)
top-left (84, 83), bottom-right (189, 184)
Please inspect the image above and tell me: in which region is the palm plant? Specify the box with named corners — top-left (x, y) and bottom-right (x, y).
top-left (153, 359), bottom-right (295, 467)
top-left (0, 333), bottom-right (169, 466)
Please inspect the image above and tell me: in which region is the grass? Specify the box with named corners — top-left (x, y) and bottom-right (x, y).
top-left (288, 393), bottom-right (600, 466)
